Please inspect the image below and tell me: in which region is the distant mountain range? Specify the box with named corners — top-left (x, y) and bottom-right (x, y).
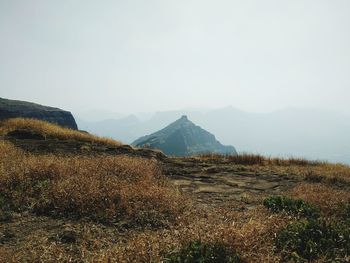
top-left (76, 107), bottom-right (350, 164)
top-left (132, 115), bottom-right (236, 156)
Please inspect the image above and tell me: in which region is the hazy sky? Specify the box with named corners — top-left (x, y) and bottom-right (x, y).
top-left (1, 0), bottom-right (349, 114)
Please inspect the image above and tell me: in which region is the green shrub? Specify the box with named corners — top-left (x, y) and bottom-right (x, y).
top-left (263, 196), bottom-right (320, 218)
top-left (276, 219), bottom-right (350, 261)
top-left (165, 241), bottom-right (241, 263)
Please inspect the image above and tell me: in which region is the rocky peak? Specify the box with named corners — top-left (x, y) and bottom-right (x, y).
top-left (132, 116), bottom-right (237, 156)
top-left (180, 115), bottom-right (188, 121)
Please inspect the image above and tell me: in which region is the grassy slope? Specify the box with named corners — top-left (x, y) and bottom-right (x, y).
top-left (1, 118), bottom-right (350, 262)
top-left (0, 118), bottom-right (122, 146)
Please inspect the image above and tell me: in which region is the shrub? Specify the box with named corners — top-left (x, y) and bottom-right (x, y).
top-left (263, 196), bottom-right (320, 219)
top-left (276, 219), bottom-right (350, 261)
top-left (165, 241), bottom-right (241, 263)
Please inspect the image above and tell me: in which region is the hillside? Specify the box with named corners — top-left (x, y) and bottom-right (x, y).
top-left (0, 118), bottom-right (165, 159)
top-left (1, 118), bottom-right (350, 262)
top-left (132, 115), bottom-right (237, 156)
top-left (0, 97), bottom-right (78, 130)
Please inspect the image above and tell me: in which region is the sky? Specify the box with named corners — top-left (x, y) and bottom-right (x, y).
top-left (0, 0), bottom-right (350, 114)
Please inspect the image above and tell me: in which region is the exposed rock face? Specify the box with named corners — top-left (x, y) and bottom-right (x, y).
top-left (132, 115), bottom-right (237, 156)
top-left (0, 97), bottom-right (78, 129)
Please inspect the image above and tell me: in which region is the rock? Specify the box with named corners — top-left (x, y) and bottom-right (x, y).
top-left (0, 97), bottom-right (78, 130)
top-left (132, 115), bottom-right (237, 156)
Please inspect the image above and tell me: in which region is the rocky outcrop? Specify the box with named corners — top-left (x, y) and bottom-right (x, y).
top-left (132, 115), bottom-right (237, 156)
top-left (0, 97), bottom-right (78, 129)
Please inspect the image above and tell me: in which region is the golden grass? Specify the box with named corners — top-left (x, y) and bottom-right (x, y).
top-left (288, 182), bottom-right (350, 217)
top-left (0, 118), bottom-right (122, 146)
top-left (1, 120), bottom-right (350, 262)
top-left (0, 141), bottom-right (188, 224)
top-left (197, 153), bottom-right (325, 166)
top-left (94, 206), bottom-right (289, 262)
top-left (303, 163), bottom-right (350, 184)
top-left (0, 140), bottom-right (288, 262)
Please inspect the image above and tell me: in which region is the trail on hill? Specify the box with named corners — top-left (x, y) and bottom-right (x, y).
top-left (164, 158), bottom-right (300, 206)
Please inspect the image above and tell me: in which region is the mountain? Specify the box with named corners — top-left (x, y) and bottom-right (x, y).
top-left (132, 115), bottom-right (237, 156)
top-left (0, 97), bottom-right (78, 129)
top-left (77, 107), bottom-right (350, 164)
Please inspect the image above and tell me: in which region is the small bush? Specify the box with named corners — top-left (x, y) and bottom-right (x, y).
top-left (276, 219), bottom-right (350, 261)
top-left (263, 196), bottom-right (320, 219)
top-left (165, 241), bottom-right (241, 263)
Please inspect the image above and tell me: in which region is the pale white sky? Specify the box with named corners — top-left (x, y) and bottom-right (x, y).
top-left (1, 0), bottom-right (349, 114)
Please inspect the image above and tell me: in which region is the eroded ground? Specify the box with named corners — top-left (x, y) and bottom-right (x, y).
top-left (164, 158), bottom-right (301, 206)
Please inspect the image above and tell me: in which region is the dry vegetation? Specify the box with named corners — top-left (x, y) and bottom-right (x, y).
top-left (0, 118), bottom-right (121, 146)
top-left (198, 153), bottom-right (325, 166)
top-left (0, 141), bottom-right (187, 225)
top-left (1, 119), bottom-right (350, 262)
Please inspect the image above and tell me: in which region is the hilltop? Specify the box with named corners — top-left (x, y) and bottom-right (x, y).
top-left (0, 97), bottom-right (78, 130)
top-left (0, 118), bottom-right (165, 159)
top-left (132, 115), bottom-right (237, 156)
top-left (1, 118), bottom-right (350, 262)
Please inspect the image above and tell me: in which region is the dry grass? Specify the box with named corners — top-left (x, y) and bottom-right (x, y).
top-left (197, 153), bottom-right (325, 166)
top-left (94, 206), bottom-right (288, 262)
top-left (303, 163), bottom-right (350, 185)
top-left (288, 182), bottom-right (350, 217)
top-left (0, 118), bottom-right (121, 146)
top-left (0, 141), bottom-right (188, 224)
top-left (1, 140), bottom-right (288, 262)
top-left (2, 118), bottom-right (350, 262)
